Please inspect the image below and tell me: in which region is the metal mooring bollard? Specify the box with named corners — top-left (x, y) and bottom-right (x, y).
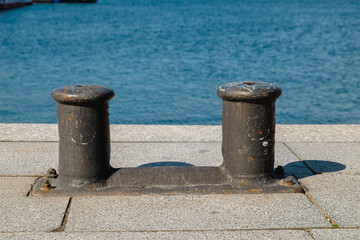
top-left (217, 81), bottom-right (281, 181)
top-left (51, 85), bottom-right (114, 187)
top-left (33, 82), bottom-right (302, 196)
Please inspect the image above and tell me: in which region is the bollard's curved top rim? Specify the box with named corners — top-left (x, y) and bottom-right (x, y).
top-left (51, 85), bottom-right (114, 105)
top-left (217, 81), bottom-right (282, 102)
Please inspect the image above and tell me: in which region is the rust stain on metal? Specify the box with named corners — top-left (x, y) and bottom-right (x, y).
top-left (237, 149), bottom-right (243, 155)
top-left (248, 157), bottom-right (254, 161)
top-left (39, 180), bottom-right (52, 191)
top-left (283, 179), bottom-right (294, 185)
top-left (257, 130), bottom-right (262, 134)
top-left (238, 180), bottom-right (246, 186)
top-left (249, 189), bottom-right (262, 194)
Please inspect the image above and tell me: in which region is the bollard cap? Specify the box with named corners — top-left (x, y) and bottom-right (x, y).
top-left (217, 81), bottom-right (281, 102)
top-left (51, 85), bottom-right (114, 105)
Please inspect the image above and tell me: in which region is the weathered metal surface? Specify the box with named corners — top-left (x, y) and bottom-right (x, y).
top-left (33, 172), bottom-right (302, 196)
top-left (33, 82), bottom-right (303, 197)
top-left (51, 85), bottom-right (114, 188)
top-left (217, 81), bottom-right (282, 180)
top-left (51, 85), bottom-right (114, 105)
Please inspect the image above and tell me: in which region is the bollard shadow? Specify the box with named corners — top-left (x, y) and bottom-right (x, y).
top-left (282, 160), bottom-right (346, 179)
top-left (139, 161), bottom-right (195, 168)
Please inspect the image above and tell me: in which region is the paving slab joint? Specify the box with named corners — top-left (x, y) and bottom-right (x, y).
top-left (60, 227), bottom-right (341, 233)
top-left (0, 175), bottom-right (42, 177)
top-left (283, 142), bottom-right (317, 175)
top-left (26, 177), bottom-right (41, 197)
top-left (304, 228), bottom-right (317, 240)
top-left (299, 182), bottom-right (340, 228)
top-left (50, 197), bottom-right (72, 232)
top-left (0, 227), bottom-right (349, 234)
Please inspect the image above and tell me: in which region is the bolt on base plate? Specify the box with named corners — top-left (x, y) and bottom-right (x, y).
top-left (32, 166), bottom-right (303, 197)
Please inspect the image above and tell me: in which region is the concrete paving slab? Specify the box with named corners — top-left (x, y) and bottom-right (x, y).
top-left (0, 197), bottom-right (69, 232)
top-left (300, 174), bottom-right (360, 227)
top-left (276, 125), bottom-right (360, 142)
top-left (0, 124), bottom-right (224, 142)
top-left (300, 174), bottom-right (360, 194)
top-left (66, 194), bottom-right (331, 232)
top-left (1, 124), bottom-right (358, 236)
top-left (310, 228), bottom-right (360, 240)
top-left (110, 142), bottom-right (222, 168)
top-left (0, 177), bottom-right (36, 197)
top-left (0, 141), bottom-right (307, 178)
top-left (111, 141), bottom-right (309, 177)
top-left (1, 124), bottom-right (359, 142)
top-left (0, 124), bottom-right (58, 142)
top-left (0, 230), bottom-right (313, 240)
top-left (110, 141), bottom-right (309, 178)
top-left (286, 142), bottom-right (360, 174)
top-left (110, 125), bottom-right (222, 142)
top-left (0, 142), bottom-right (223, 175)
top-left (0, 142), bottom-right (58, 175)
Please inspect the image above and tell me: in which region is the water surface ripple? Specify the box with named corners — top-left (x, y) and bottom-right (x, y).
top-left (1, 0), bottom-right (359, 124)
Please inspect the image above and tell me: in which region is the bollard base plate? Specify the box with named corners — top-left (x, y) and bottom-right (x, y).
top-left (32, 167), bottom-right (303, 197)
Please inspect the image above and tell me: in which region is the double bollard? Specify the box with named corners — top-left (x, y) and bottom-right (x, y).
top-left (33, 82), bottom-right (302, 196)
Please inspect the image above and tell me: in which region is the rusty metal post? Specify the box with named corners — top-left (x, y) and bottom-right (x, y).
top-left (217, 81), bottom-right (282, 181)
top-left (51, 85), bottom-right (114, 187)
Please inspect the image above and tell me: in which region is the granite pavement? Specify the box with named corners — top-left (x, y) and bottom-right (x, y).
top-left (0, 124), bottom-right (359, 239)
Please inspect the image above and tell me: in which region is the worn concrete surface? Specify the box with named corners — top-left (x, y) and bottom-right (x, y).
top-left (0, 124), bottom-right (359, 239)
top-left (286, 142), bottom-right (360, 174)
top-left (0, 197), bottom-right (69, 232)
top-left (310, 229), bottom-right (360, 240)
top-left (0, 142), bottom-right (57, 175)
top-left (0, 177), bottom-right (36, 197)
top-left (0, 230), bottom-right (314, 240)
top-left (66, 194), bottom-right (330, 232)
top-left (300, 174), bottom-right (360, 227)
top-left (1, 123), bottom-right (360, 142)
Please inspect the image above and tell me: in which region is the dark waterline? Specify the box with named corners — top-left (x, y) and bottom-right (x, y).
top-left (1, 0), bottom-right (359, 124)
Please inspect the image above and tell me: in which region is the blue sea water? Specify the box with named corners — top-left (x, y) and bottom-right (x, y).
top-left (0, 0), bottom-right (359, 124)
